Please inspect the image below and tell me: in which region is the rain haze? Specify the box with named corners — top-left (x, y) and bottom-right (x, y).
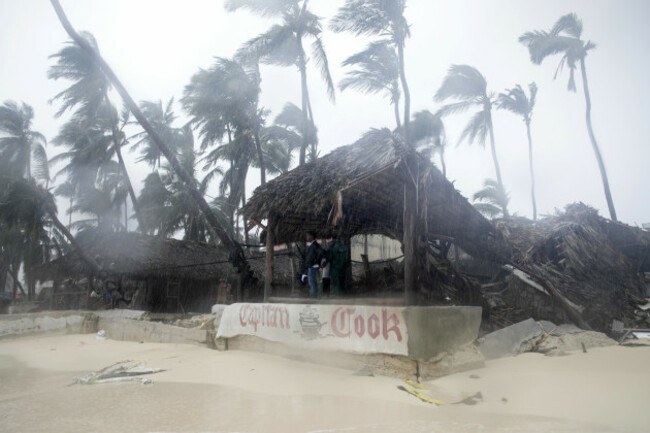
top-left (3, 2), bottom-right (650, 433)
top-left (1, 0), bottom-right (648, 226)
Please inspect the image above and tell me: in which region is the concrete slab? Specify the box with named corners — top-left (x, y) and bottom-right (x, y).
top-left (478, 318), bottom-right (543, 360)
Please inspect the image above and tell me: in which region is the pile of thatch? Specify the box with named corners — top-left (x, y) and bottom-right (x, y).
top-left (492, 203), bottom-right (650, 331)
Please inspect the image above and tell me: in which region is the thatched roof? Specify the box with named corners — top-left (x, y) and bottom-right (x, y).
top-left (243, 129), bottom-right (507, 262)
top-left (39, 229), bottom-right (234, 281)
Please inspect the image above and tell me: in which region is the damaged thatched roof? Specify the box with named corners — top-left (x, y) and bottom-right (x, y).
top-left (243, 128), bottom-right (507, 262)
top-left (495, 203), bottom-right (650, 330)
top-left (39, 229), bottom-right (234, 281)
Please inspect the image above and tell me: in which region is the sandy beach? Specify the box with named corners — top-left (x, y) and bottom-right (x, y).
top-left (0, 333), bottom-right (648, 433)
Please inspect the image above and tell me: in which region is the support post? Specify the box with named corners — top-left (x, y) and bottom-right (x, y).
top-left (264, 214), bottom-right (276, 302)
top-left (403, 182), bottom-right (417, 305)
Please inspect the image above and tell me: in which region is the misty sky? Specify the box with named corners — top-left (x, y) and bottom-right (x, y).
top-left (1, 0), bottom-right (648, 227)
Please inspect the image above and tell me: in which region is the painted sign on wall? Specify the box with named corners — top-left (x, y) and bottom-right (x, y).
top-left (217, 303), bottom-right (409, 356)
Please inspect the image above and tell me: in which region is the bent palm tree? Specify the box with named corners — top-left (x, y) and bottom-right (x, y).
top-left (49, 0), bottom-right (252, 286)
top-left (48, 32), bottom-right (145, 229)
top-left (0, 101), bottom-right (49, 184)
top-left (435, 65), bottom-right (508, 216)
top-left (519, 13), bottom-right (616, 221)
top-left (331, 0), bottom-right (411, 142)
top-left (339, 40), bottom-right (401, 128)
top-left (497, 82), bottom-right (538, 220)
top-left (226, 0), bottom-right (334, 165)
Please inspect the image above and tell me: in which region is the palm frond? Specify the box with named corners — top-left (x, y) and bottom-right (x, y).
top-left (458, 109), bottom-right (489, 147)
top-left (435, 65), bottom-right (487, 102)
top-left (311, 37), bottom-right (335, 102)
top-left (224, 0), bottom-right (295, 17)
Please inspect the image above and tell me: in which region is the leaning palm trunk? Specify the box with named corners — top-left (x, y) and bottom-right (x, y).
top-left (439, 146), bottom-right (447, 178)
top-left (525, 120), bottom-right (537, 221)
top-left (580, 58), bottom-right (616, 221)
top-left (486, 112), bottom-right (508, 217)
top-left (50, 0), bottom-right (254, 285)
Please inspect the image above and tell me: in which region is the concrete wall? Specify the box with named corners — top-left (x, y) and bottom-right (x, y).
top-left (403, 306), bottom-right (482, 361)
top-left (0, 311), bottom-right (96, 338)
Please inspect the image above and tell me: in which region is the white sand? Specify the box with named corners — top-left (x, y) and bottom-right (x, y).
top-left (0, 333), bottom-right (648, 432)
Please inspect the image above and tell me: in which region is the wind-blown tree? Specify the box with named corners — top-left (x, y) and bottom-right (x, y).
top-left (183, 57), bottom-right (267, 185)
top-left (137, 127), bottom-right (230, 242)
top-left (519, 13), bottom-right (616, 221)
top-left (50, 0), bottom-right (253, 290)
top-left (409, 110), bottom-right (447, 176)
top-left (48, 33), bottom-right (144, 229)
top-left (0, 101), bottom-right (49, 184)
top-left (472, 179), bottom-right (510, 220)
top-left (435, 65), bottom-right (509, 217)
top-left (50, 105), bottom-right (127, 230)
top-left (272, 102), bottom-right (316, 162)
top-left (226, 0), bottom-right (335, 165)
top-left (130, 98), bottom-right (180, 169)
top-left (339, 40), bottom-right (402, 128)
top-left (331, 0), bottom-right (411, 142)
top-left (497, 82), bottom-right (539, 220)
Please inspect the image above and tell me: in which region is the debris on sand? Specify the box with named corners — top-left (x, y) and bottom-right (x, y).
top-left (72, 360), bottom-right (165, 385)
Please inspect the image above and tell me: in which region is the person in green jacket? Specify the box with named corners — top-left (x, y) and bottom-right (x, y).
top-left (325, 234), bottom-right (348, 296)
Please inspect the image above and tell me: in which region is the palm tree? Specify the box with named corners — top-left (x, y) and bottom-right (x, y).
top-left (435, 65), bottom-right (509, 217)
top-left (409, 110), bottom-right (447, 176)
top-left (226, 0), bottom-right (335, 165)
top-left (129, 98), bottom-right (179, 168)
top-left (330, 0), bottom-right (411, 142)
top-left (339, 40), bottom-right (402, 128)
top-left (472, 179), bottom-right (510, 220)
top-left (183, 57), bottom-right (267, 185)
top-left (519, 13), bottom-right (616, 221)
top-left (272, 102), bottom-right (316, 163)
top-left (48, 33), bottom-right (145, 229)
top-left (497, 82), bottom-right (539, 220)
top-left (0, 101), bottom-right (49, 184)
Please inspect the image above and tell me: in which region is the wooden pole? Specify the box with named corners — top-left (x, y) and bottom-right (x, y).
top-left (264, 214), bottom-right (275, 302)
top-left (403, 182), bottom-right (417, 305)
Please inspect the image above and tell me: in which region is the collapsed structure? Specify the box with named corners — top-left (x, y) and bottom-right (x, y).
top-left (37, 129), bottom-right (650, 333)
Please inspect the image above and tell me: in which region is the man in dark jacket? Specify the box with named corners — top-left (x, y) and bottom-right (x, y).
top-left (302, 231), bottom-right (323, 298)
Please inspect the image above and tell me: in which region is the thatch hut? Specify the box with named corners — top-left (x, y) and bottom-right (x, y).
top-left (38, 229), bottom-right (293, 312)
top-left (242, 128), bottom-right (509, 303)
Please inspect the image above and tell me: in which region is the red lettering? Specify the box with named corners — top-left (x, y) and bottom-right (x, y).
top-left (238, 304), bottom-right (290, 332)
top-left (382, 308), bottom-right (403, 342)
top-left (367, 314), bottom-right (380, 339)
top-left (354, 315), bottom-right (365, 337)
top-left (331, 307), bottom-right (356, 337)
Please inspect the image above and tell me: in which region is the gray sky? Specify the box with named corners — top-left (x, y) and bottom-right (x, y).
top-left (1, 0), bottom-right (648, 226)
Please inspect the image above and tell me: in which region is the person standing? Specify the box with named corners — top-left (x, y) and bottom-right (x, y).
top-left (302, 231), bottom-right (323, 299)
top-left (322, 237), bottom-right (332, 297)
top-left (328, 234), bottom-right (348, 296)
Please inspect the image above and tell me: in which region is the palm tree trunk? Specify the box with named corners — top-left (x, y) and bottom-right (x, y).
top-left (393, 99), bottom-right (401, 130)
top-left (396, 41), bottom-right (410, 145)
top-left (106, 94), bottom-right (145, 231)
top-left (580, 58), bottom-right (617, 221)
top-left (486, 110), bottom-right (509, 217)
top-left (253, 129), bottom-right (266, 185)
top-left (50, 0), bottom-right (254, 285)
top-left (48, 207), bottom-right (102, 274)
top-left (439, 146), bottom-right (447, 178)
top-left (525, 120), bottom-right (537, 221)
top-left (297, 35), bottom-right (310, 166)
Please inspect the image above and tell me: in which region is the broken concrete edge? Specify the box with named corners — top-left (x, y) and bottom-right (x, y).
top-left (477, 318), bottom-right (617, 360)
